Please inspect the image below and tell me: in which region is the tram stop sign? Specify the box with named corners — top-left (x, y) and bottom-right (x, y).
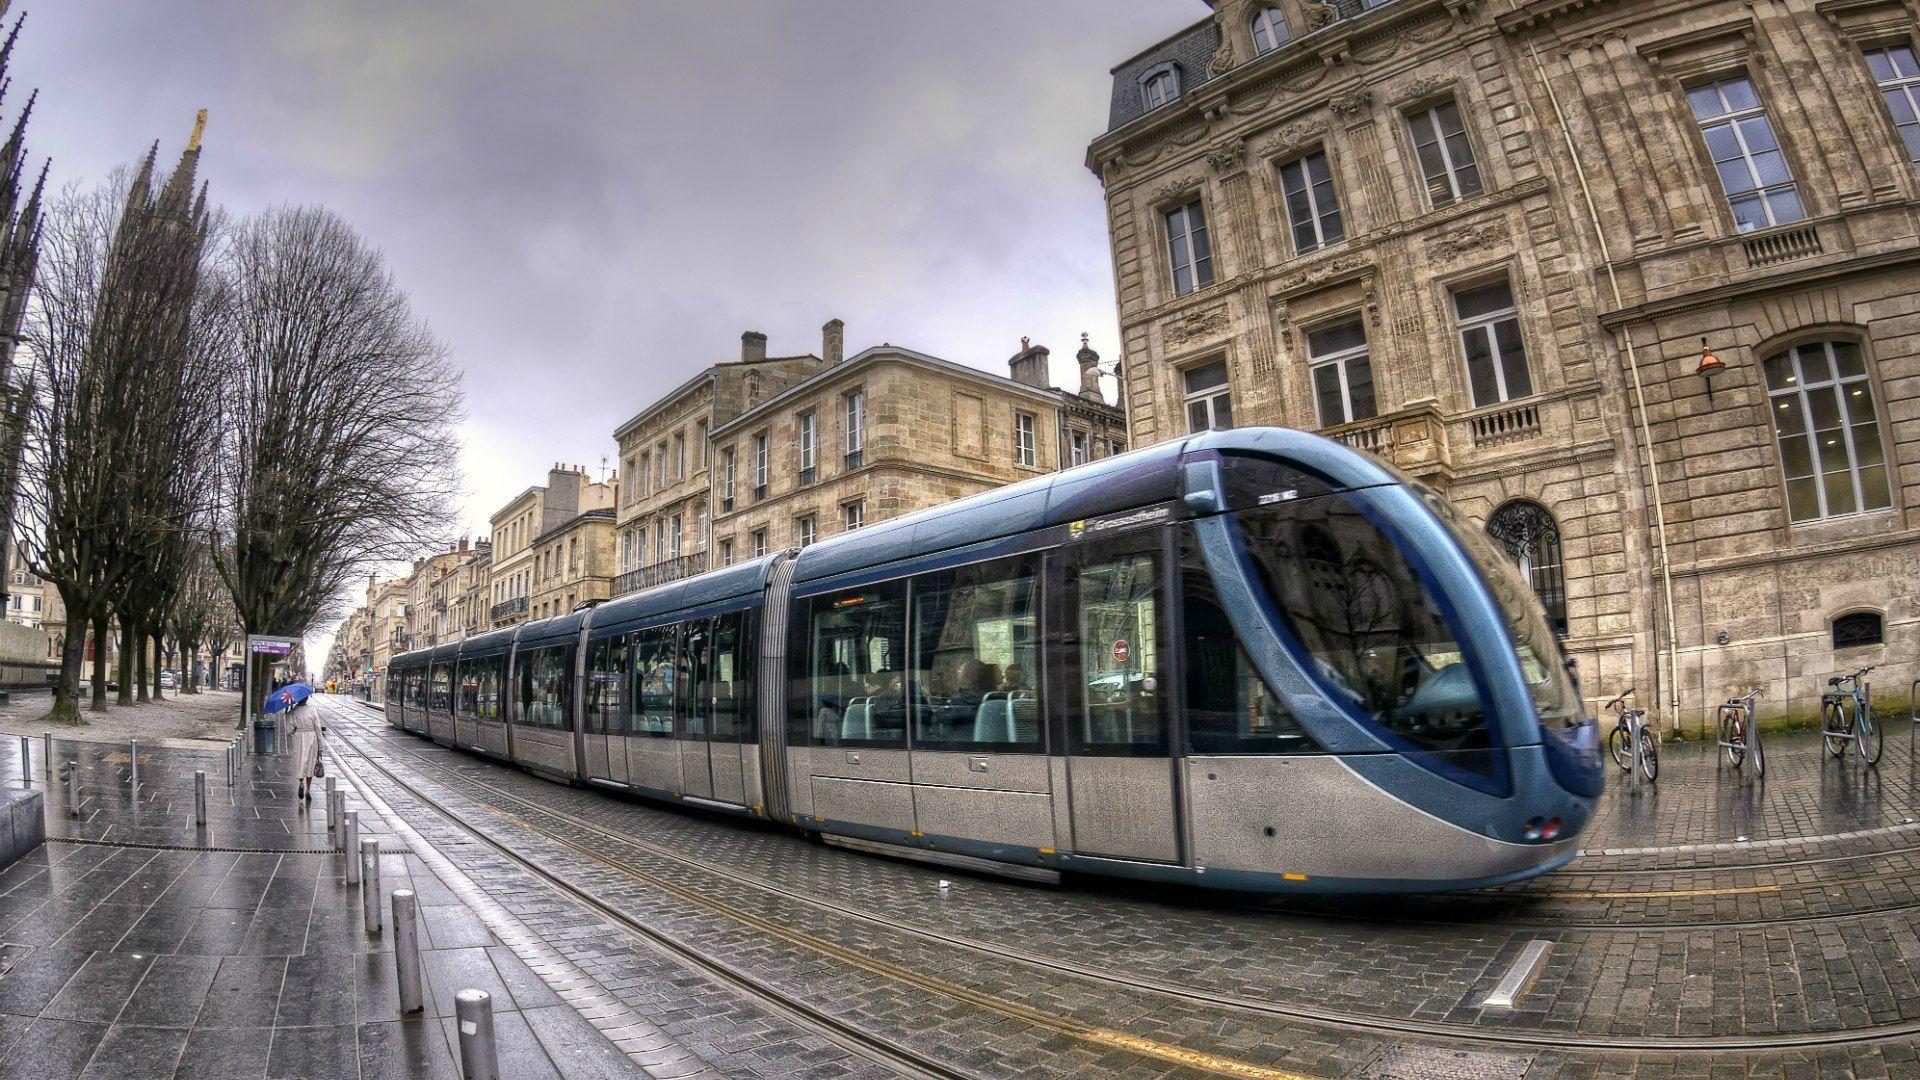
top-left (1111, 639), bottom-right (1130, 664)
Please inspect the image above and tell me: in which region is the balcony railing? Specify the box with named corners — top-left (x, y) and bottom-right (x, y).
top-left (1467, 400), bottom-right (1542, 449)
top-left (489, 596), bottom-right (528, 622)
top-left (613, 552), bottom-right (708, 596)
top-left (1743, 223), bottom-right (1822, 269)
top-left (1323, 402), bottom-right (1450, 481)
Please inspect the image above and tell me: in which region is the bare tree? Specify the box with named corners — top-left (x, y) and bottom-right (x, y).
top-left (168, 540), bottom-right (231, 695)
top-left (212, 205), bottom-right (460, 722)
top-left (17, 138), bottom-right (211, 722)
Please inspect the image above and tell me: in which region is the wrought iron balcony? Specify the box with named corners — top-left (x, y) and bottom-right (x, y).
top-left (489, 596), bottom-right (529, 622)
top-left (613, 552), bottom-right (708, 596)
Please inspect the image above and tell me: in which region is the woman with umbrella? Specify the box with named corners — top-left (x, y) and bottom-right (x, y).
top-left (266, 683), bottom-right (322, 802)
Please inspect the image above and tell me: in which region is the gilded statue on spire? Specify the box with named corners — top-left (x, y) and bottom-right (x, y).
top-left (186, 107), bottom-right (207, 153)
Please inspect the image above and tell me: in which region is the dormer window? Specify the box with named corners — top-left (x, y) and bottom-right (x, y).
top-left (1141, 64), bottom-right (1180, 111)
top-left (1251, 7), bottom-right (1290, 54)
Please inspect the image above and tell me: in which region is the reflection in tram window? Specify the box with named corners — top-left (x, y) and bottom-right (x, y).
top-left (797, 584), bottom-right (907, 747)
top-left (516, 646), bottom-right (571, 730)
top-left (1235, 498), bottom-right (1494, 763)
top-left (680, 621), bottom-right (710, 740)
top-left (477, 655), bottom-right (504, 720)
top-left (588, 636), bottom-right (627, 736)
top-left (631, 628), bottom-right (675, 737)
top-left (708, 614), bottom-right (756, 743)
top-left (430, 664), bottom-right (451, 712)
top-left (911, 560), bottom-right (1041, 752)
top-left (456, 660), bottom-right (479, 715)
top-left (1180, 530), bottom-right (1321, 755)
top-left (406, 669), bottom-right (426, 708)
top-left (1066, 546), bottom-right (1168, 755)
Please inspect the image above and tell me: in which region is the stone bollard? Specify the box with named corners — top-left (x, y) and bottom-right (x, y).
top-left (18, 735), bottom-right (28, 787)
top-left (454, 989), bottom-right (500, 1080)
top-left (343, 810), bottom-right (361, 885)
top-left (392, 889), bottom-right (424, 1014)
top-left (194, 770), bottom-right (207, 827)
top-left (66, 760), bottom-right (79, 817)
top-left (226, 741), bottom-right (235, 787)
top-left (360, 837), bottom-right (382, 935)
top-left (325, 776), bottom-right (339, 830)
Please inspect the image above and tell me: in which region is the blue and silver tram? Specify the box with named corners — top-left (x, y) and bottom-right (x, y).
top-left (385, 428), bottom-right (1601, 893)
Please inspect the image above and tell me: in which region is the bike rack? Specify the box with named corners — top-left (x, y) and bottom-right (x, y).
top-left (1626, 711), bottom-right (1651, 790)
top-left (1716, 701), bottom-right (1762, 782)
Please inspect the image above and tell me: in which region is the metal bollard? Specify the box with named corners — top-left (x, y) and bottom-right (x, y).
top-left (66, 760), bottom-right (79, 817)
top-left (18, 735), bottom-right (28, 787)
top-left (128, 737), bottom-right (137, 787)
top-left (225, 741), bottom-right (235, 787)
top-left (344, 810), bottom-right (361, 884)
top-left (392, 889), bottom-right (424, 1014)
top-left (454, 989), bottom-right (500, 1080)
top-left (360, 837), bottom-right (382, 935)
top-left (42, 731), bottom-right (51, 781)
top-left (325, 776), bottom-right (339, 830)
top-left (194, 770), bottom-right (207, 827)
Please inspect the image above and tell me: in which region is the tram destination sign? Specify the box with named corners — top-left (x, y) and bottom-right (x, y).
top-left (1067, 504), bottom-right (1174, 540)
top-left (247, 635), bottom-right (297, 657)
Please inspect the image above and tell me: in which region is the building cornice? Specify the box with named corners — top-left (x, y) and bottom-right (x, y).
top-left (531, 507), bottom-right (617, 548)
top-left (613, 368), bottom-right (717, 442)
top-left (1597, 245), bottom-right (1920, 330)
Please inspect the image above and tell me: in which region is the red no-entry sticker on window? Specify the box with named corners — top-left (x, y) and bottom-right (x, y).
top-left (1111, 640), bottom-right (1130, 664)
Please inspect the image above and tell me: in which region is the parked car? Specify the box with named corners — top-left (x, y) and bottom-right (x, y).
top-left (159, 672), bottom-right (176, 689)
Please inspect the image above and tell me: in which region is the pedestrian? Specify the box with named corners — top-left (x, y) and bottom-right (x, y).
top-left (288, 698), bottom-right (323, 802)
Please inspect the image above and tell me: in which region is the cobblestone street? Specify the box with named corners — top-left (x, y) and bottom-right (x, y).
top-left (4, 693), bottom-right (1920, 1077)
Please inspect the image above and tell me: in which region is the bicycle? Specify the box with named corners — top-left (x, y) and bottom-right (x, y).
top-left (1604, 686), bottom-right (1657, 783)
top-left (1717, 687), bottom-right (1764, 778)
top-left (1821, 665), bottom-right (1882, 767)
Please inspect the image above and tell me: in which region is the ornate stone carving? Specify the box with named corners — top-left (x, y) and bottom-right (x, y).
top-left (1280, 66), bottom-right (1329, 94)
top-left (1426, 218), bottom-right (1510, 258)
top-left (1329, 88), bottom-right (1373, 119)
top-left (1147, 176), bottom-right (1204, 206)
top-left (1258, 120), bottom-right (1329, 158)
top-left (1204, 137), bottom-right (1247, 174)
top-left (1275, 252), bottom-right (1372, 294)
top-left (1394, 73), bottom-right (1456, 104)
top-left (1165, 305), bottom-right (1231, 347)
top-left (1301, 1), bottom-right (1337, 30)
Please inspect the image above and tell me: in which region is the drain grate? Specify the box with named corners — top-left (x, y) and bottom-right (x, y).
top-left (1362, 1045), bottom-right (1535, 1079)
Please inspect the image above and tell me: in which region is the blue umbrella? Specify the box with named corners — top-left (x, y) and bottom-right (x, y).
top-left (262, 682), bottom-right (313, 714)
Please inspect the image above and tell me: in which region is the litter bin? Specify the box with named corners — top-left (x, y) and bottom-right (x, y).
top-left (252, 719), bottom-right (277, 755)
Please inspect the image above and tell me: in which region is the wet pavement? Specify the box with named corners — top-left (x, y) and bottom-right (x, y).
top-left (8, 697), bottom-right (1920, 1078)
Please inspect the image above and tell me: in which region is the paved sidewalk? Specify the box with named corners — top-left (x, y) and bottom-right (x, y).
top-left (0, 691), bottom-right (246, 747)
top-left (0, 732), bottom-right (673, 1078)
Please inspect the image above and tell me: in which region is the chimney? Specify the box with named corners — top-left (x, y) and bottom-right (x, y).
top-left (1008, 336), bottom-right (1051, 389)
top-left (741, 331), bottom-right (768, 362)
top-left (1076, 333), bottom-right (1104, 402)
top-left (823, 318), bottom-right (844, 365)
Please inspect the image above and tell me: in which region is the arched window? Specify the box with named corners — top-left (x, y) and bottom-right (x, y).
top-left (1832, 611), bottom-right (1884, 649)
top-left (1251, 7), bottom-right (1290, 54)
top-left (1764, 339), bottom-right (1891, 523)
top-left (1486, 500), bottom-right (1567, 638)
top-left (1141, 64), bottom-right (1181, 111)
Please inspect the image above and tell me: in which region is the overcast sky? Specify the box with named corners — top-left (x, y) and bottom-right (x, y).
top-left (8, 0), bottom-right (1195, 662)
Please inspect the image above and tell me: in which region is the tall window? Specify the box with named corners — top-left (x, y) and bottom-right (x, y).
top-left (719, 539), bottom-right (734, 566)
top-left (634, 526), bottom-right (646, 567)
top-left (1250, 7), bottom-right (1290, 54)
top-left (753, 432), bottom-right (769, 498)
top-left (1183, 360), bottom-right (1234, 432)
top-left (798, 411), bottom-right (817, 483)
top-left (669, 515), bottom-right (683, 559)
top-left (751, 529), bottom-right (768, 558)
top-left (1486, 500), bottom-right (1568, 638)
top-left (1865, 44), bottom-right (1920, 168)
top-left (654, 523), bottom-right (665, 563)
top-left (1141, 66), bottom-right (1179, 111)
top-left (655, 441), bottom-right (667, 489)
top-left (1406, 99), bottom-right (1483, 208)
top-left (721, 447), bottom-right (737, 511)
top-left (1308, 320), bottom-right (1376, 427)
top-left (1164, 199), bottom-right (1214, 297)
top-left (842, 500), bottom-right (865, 531)
top-left (1014, 411), bottom-right (1037, 467)
top-left (844, 391), bottom-right (865, 469)
top-left (796, 514), bottom-right (817, 548)
top-left (697, 420), bottom-right (709, 466)
top-left (1279, 150), bottom-right (1344, 253)
top-left (639, 452), bottom-right (651, 496)
top-left (1688, 74), bottom-right (1803, 232)
top-left (673, 433), bottom-right (686, 481)
top-left (1071, 430), bottom-right (1089, 467)
top-left (1764, 340), bottom-right (1890, 523)
top-left (1453, 280), bottom-right (1533, 407)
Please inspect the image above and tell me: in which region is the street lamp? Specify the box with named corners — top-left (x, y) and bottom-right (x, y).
top-left (1696, 336), bottom-right (1726, 405)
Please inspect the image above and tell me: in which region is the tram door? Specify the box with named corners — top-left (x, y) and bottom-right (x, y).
top-left (1057, 531), bottom-right (1181, 864)
top-left (677, 621), bottom-right (713, 798)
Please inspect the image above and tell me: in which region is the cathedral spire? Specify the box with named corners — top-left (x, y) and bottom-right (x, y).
top-left (157, 109), bottom-right (206, 217)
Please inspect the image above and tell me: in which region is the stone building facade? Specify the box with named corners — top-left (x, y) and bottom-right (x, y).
top-left (707, 340), bottom-right (1127, 563)
top-left (1090, 0), bottom-right (1920, 728)
top-left (528, 506), bottom-right (617, 619)
top-left (485, 465), bottom-right (615, 627)
top-left (611, 330), bottom-right (826, 596)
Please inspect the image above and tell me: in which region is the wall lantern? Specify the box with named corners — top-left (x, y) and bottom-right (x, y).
top-left (1696, 336), bottom-right (1726, 404)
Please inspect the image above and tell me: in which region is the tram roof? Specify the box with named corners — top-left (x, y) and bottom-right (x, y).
top-left (585, 553), bottom-right (784, 637)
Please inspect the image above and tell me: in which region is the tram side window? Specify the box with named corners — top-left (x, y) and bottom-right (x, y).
top-left (1180, 528), bottom-right (1320, 755)
top-left (430, 664), bottom-right (452, 712)
top-left (795, 583), bottom-right (907, 748)
top-left (456, 660), bottom-right (478, 715)
top-left (1235, 497), bottom-right (1494, 762)
top-left (517, 647), bottom-right (571, 730)
top-left (911, 559), bottom-right (1042, 752)
top-left (587, 636), bottom-right (627, 736)
top-left (479, 655), bottom-right (504, 720)
top-left (679, 621), bottom-right (709, 740)
top-left (406, 669), bottom-right (426, 709)
top-left (709, 613), bottom-right (757, 744)
top-left (632, 627), bottom-right (675, 737)
top-left (1062, 540), bottom-right (1169, 756)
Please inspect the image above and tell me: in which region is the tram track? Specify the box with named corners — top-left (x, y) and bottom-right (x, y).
top-left (326, 700), bottom-right (1920, 1058)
